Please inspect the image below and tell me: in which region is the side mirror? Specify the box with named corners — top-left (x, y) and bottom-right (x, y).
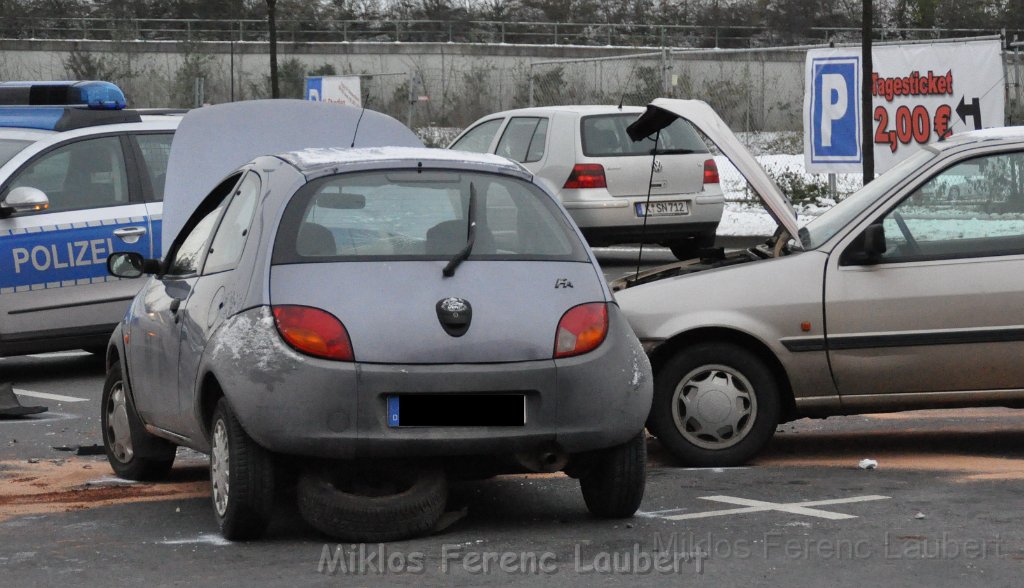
top-left (840, 222), bottom-right (887, 266)
top-left (1, 186), bottom-right (49, 215)
top-left (107, 252), bottom-right (159, 278)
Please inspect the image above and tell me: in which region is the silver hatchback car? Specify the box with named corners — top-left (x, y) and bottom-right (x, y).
top-left (614, 99), bottom-right (1024, 467)
top-left (101, 101), bottom-right (652, 542)
top-left (450, 106), bottom-right (725, 259)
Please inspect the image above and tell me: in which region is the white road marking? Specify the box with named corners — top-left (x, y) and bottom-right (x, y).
top-left (13, 389), bottom-right (88, 403)
top-left (26, 351), bottom-right (90, 358)
top-left (642, 494), bottom-right (890, 522)
top-left (160, 534), bottom-right (232, 546)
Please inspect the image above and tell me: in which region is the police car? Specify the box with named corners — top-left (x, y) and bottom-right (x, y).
top-left (0, 81), bottom-right (180, 356)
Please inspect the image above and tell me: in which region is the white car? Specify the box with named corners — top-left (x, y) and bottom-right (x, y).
top-left (449, 105), bottom-right (725, 260)
top-left (0, 81), bottom-right (179, 356)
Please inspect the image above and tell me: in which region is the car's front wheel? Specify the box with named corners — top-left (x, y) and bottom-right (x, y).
top-left (648, 342), bottom-right (780, 467)
top-left (210, 399), bottom-right (276, 541)
top-left (101, 361), bottom-right (176, 481)
top-left (579, 433), bottom-right (646, 518)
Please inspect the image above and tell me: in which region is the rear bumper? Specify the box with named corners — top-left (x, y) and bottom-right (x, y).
top-left (562, 192), bottom-right (724, 246)
top-left (203, 306), bottom-right (652, 460)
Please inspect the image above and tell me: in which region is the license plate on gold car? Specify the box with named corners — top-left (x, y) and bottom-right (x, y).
top-left (635, 200), bottom-right (689, 217)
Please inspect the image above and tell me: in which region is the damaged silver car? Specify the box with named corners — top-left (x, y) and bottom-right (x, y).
top-left (100, 101), bottom-right (653, 542)
top-left (614, 98), bottom-right (1024, 467)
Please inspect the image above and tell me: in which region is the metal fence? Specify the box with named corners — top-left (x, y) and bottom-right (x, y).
top-left (0, 17), bottom-right (1007, 48)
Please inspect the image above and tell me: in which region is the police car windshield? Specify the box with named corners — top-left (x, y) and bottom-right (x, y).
top-left (0, 139), bottom-right (30, 167)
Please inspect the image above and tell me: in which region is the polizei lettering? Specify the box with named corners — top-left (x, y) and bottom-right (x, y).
top-left (11, 238), bottom-right (115, 274)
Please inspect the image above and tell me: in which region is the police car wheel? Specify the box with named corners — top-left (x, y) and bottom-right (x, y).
top-left (101, 362), bottom-right (176, 481)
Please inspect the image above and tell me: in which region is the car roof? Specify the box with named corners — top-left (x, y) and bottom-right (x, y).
top-left (929, 126), bottom-right (1024, 151)
top-left (481, 105), bottom-right (647, 119)
top-left (278, 146), bottom-right (528, 176)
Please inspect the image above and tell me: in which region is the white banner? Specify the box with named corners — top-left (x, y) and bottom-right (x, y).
top-left (305, 75), bottom-right (362, 107)
top-left (804, 39), bottom-right (1005, 174)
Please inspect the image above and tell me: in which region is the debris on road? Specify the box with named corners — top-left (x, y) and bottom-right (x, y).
top-left (0, 383), bottom-right (47, 418)
top-left (858, 459), bottom-right (878, 470)
top-left (915, 512), bottom-right (926, 519)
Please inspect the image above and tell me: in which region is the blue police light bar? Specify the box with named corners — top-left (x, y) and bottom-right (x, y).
top-left (0, 81), bottom-right (127, 110)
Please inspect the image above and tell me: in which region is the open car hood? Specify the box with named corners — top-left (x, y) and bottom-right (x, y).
top-left (627, 98), bottom-right (800, 239)
top-left (161, 100), bottom-right (422, 257)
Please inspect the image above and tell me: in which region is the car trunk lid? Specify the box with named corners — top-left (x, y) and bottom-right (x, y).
top-left (269, 260), bottom-right (605, 364)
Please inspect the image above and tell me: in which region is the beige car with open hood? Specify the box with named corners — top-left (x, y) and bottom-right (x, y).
top-left (613, 99), bottom-right (1024, 466)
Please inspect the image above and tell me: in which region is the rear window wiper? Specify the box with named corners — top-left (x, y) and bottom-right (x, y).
top-left (442, 183), bottom-right (477, 277)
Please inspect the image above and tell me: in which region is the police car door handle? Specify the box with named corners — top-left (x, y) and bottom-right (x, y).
top-left (113, 226), bottom-right (147, 244)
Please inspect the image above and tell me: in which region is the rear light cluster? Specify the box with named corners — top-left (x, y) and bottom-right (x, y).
top-left (563, 164), bottom-right (607, 189)
top-left (272, 305), bottom-right (354, 361)
top-left (703, 159), bottom-right (719, 185)
top-left (554, 302), bottom-right (609, 358)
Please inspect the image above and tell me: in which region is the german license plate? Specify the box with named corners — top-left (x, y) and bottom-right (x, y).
top-left (387, 394), bottom-right (526, 428)
top-left (635, 200), bottom-right (689, 217)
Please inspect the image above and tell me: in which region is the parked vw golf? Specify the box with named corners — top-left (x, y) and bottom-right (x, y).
top-left (101, 101), bottom-right (652, 542)
top-left (614, 99), bottom-right (1024, 467)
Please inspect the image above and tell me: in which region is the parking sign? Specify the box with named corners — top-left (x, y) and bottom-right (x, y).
top-left (808, 57), bottom-right (861, 167)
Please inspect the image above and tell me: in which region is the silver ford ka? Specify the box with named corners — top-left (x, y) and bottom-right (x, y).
top-left (100, 101), bottom-right (652, 542)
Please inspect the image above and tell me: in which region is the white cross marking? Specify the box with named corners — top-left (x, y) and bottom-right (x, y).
top-left (643, 494), bottom-right (890, 521)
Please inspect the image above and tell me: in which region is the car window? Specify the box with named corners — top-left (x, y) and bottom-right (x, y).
top-left (877, 151), bottom-right (1024, 262)
top-left (0, 139), bottom-right (30, 167)
top-left (135, 133), bottom-right (173, 202)
top-left (165, 173), bottom-right (241, 276)
top-left (495, 117), bottom-right (548, 163)
top-left (204, 172), bottom-right (261, 274)
top-left (4, 136), bottom-right (129, 213)
top-left (273, 170), bottom-right (589, 264)
top-left (581, 113), bottom-right (708, 157)
top-left (450, 119), bottom-right (503, 153)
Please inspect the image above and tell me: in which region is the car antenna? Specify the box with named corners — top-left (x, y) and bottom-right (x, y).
top-left (350, 107), bottom-right (366, 148)
top-left (634, 129), bottom-right (661, 283)
top-left (617, 63), bottom-right (641, 110)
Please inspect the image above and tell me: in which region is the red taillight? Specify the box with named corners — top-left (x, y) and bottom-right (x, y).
top-left (703, 159), bottom-right (719, 185)
top-left (554, 302), bottom-right (609, 359)
top-left (563, 164), bottom-right (607, 189)
top-left (272, 305), bottom-right (354, 361)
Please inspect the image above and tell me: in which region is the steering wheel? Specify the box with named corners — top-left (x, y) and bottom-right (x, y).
top-left (891, 211), bottom-right (919, 254)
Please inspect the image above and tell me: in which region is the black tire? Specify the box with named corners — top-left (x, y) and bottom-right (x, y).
top-left (579, 433), bottom-right (647, 518)
top-left (210, 399), bottom-right (276, 541)
top-left (297, 465), bottom-right (447, 542)
top-left (648, 342), bottom-right (780, 467)
top-left (101, 361), bottom-right (176, 481)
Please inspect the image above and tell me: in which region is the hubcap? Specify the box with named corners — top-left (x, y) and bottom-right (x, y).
top-left (105, 382), bottom-right (134, 463)
top-left (211, 419), bottom-right (230, 517)
top-left (671, 364), bottom-right (757, 450)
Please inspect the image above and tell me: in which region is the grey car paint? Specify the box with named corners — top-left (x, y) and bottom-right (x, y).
top-left (615, 102), bottom-right (1024, 419)
top-left (115, 149), bottom-right (652, 458)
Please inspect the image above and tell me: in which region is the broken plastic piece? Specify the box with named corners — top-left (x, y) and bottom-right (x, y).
top-left (858, 458), bottom-right (878, 470)
top-left (0, 383), bottom-right (47, 417)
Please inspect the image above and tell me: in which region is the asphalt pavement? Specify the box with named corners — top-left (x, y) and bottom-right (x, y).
top-left (1, 246), bottom-right (1022, 586)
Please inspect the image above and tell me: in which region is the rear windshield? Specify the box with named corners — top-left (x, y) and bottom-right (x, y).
top-left (581, 113), bottom-right (708, 157)
top-left (0, 139), bottom-right (31, 167)
top-left (272, 169), bottom-right (589, 264)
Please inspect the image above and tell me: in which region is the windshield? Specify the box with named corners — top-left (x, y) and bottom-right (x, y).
top-left (272, 169), bottom-right (589, 264)
top-left (0, 139), bottom-right (30, 167)
top-left (799, 148), bottom-right (937, 249)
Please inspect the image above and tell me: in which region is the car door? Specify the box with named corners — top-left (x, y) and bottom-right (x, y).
top-left (824, 148), bottom-right (1024, 400)
top-left (0, 135), bottom-right (151, 352)
top-left (175, 171), bottom-right (261, 440)
top-left (448, 117), bottom-right (505, 154)
top-left (493, 116), bottom-right (550, 173)
top-left (128, 174), bottom-right (239, 430)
